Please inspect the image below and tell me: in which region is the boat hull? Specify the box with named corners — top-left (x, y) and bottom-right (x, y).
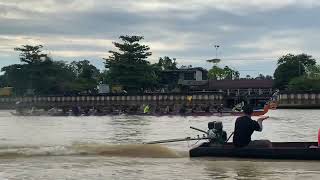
top-left (190, 142), bottom-right (320, 160)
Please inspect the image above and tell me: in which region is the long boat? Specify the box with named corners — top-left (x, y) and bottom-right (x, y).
top-left (189, 142), bottom-right (320, 160)
top-left (138, 104), bottom-right (270, 117)
top-left (188, 103), bottom-right (269, 116)
top-left (11, 103), bottom-right (270, 117)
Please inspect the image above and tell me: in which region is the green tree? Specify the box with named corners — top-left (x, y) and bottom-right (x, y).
top-left (70, 60), bottom-right (100, 93)
top-left (288, 64), bottom-right (320, 91)
top-left (208, 65), bottom-right (239, 80)
top-left (208, 65), bottom-right (225, 80)
top-left (2, 45), bottom-right (49, 94)
top-left (156, 56), bottom-right (177, 70)
top-left (2, 45), bottom-right (77, 95)
top-left (0, 74), bottom-right (7, 87)
top-left (32, 60), bottom-right (76, 95)
top-left (14, 45), bottom-right (48, 64)
top-left (265, 75), bottom-right (273, 80)
top-left (1, 64), bottom-right (28, 95)
top-left (98, 70), bottom-right (109, 84)
top-left (274, 54), bottom-right (316, 89)
top-left (306, 64), bottom-right (320, 79)
top-left (153, 57), bottom-right (179, 90)
top-left (257, 74), bottom-right (265, 79)
top-left (255, 74), bottom-right (273, 80)
top-left (288, 76), bottom-right (320, 91)
top-left (223, 66), bottom-right (239, 80)
top-left (104, 35), bottom-right (158, 92)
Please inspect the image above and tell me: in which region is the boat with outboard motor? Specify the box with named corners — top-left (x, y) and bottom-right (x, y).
top-left (189, 126), bottom-right (320, 160)
top-left (145, 123), bottom-right (320, 160)
top-left (189, 122), bottom-right (320, 160)
top-left (189, 142), bottom-right (320, 160)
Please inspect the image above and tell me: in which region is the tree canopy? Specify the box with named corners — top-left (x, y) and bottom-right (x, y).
top-left (70, 60), bottom-right (100, 93)
top-left (104, 35), bottom-right (158, 92)
top-left (208, 65), bottom-right (240, 80)
top-left (288, 64), bottom-right (320, 91)
top-left (1, 45), bottom-right (101, 95)
top-left (156, 56), bottom-right (178, 71)
top-left (1, 36), bottom-right (307, 96)
top-left (274, 54), bottom-right (316, 89)
top-left (14, 45), bottom-right (49, 64)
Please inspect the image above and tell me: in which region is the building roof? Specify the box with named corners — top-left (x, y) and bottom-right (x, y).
top-left (163, 67), bottom-right (208, 73)
top-left (208, 79), bottom-right (273, 89)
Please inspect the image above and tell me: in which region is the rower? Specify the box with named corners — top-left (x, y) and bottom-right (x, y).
top-left (233, 104), bottom-right (270, 148)
top-left (216, 104), bottom-right (224, 114)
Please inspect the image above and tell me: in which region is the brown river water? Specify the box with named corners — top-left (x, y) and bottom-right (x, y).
top-left (0, 109), bottom-right (319, 179)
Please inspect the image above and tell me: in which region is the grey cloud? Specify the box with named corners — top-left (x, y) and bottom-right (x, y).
top-left (1, 0), bottom-right (320, 76)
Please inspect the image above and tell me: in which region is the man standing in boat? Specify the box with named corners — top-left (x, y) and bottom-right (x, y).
top-left (233, 104), bottom-right (270, 148)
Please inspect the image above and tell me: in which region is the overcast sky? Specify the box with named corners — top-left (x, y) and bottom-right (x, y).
top-left (1, 0), bottom-right (320, 77)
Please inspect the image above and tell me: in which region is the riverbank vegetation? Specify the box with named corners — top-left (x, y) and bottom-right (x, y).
top-left (1, 35), bottom-right (318, 95)
top-left (274, 54), bottom-right (320, 90)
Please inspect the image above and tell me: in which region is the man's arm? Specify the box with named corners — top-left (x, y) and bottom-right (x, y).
top-left (256, 116), bottom-right (269, 131)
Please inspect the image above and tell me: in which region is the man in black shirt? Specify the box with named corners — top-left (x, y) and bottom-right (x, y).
top-left (233, 104), bottom-right (269, 147)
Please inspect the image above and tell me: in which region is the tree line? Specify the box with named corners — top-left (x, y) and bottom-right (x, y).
top-left (1, 35), bottom-right (314, 96)
top-left (274, 54), bottom-right (320, 91)
top-left (0, 45), bottom-right (101, 95)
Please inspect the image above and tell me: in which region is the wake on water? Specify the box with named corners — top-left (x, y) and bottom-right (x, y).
top-left (0, 142), bottom-right (187, 158)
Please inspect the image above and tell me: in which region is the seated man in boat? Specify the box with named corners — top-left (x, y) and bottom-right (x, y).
top-left (233, 104), bottom-right (270, 148)
top-left (208, 121), bottom-right (227, 144)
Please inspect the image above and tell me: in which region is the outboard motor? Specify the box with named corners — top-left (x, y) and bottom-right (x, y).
top-left (208, 121), bottom-right (215, 130)
top-left (214, 121), bottom-right (223, 131)
top-left (207, 121), bottom-right (227, 144)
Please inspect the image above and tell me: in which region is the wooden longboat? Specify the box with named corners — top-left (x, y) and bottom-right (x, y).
top-left (154, 104), bottom-right (270, 117)
top-left (136, 104), bottom-right (270, 117)
top-left (189, 142), bottom-right (320, 160)
top-left (11, 103), bottom-right (270, 117)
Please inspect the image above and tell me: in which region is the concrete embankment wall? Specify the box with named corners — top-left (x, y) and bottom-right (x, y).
top-left (278, 92), bottom-right (320, 109)
top-left (4, 92), bottom-right (317, 110)
top-left (0, 93), bottom-right (224, 110)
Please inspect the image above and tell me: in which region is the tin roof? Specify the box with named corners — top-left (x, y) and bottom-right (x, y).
top-left (162, 67), bottom-right (208, 73)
